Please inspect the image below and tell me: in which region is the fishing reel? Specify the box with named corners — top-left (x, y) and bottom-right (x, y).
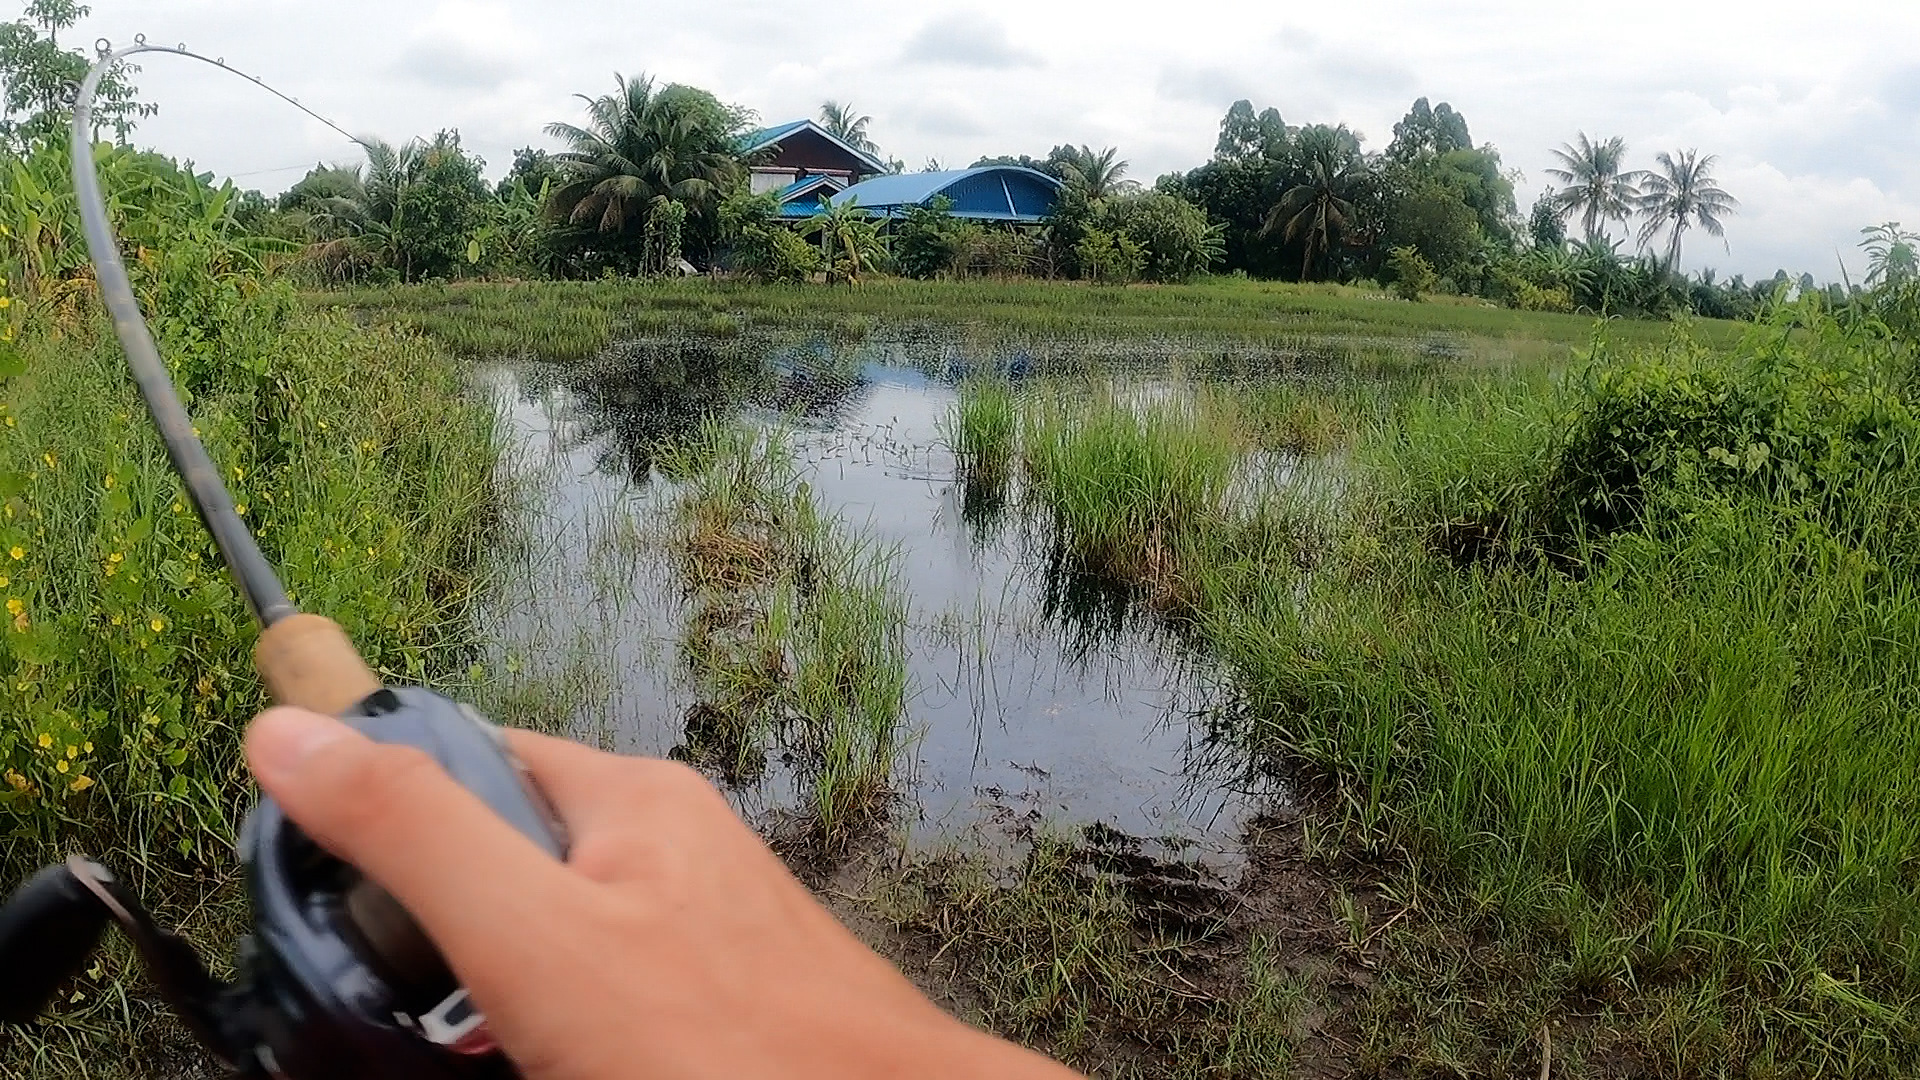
top-left (0, 686), bottom-right (568, 1078)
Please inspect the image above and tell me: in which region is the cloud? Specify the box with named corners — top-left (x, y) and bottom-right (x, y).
top-left (396, 39), bottom-right (519, 90)
top-left (901, 14), bottom-right (1041, 70)
top-left (1156, 64), bottom-right (1253, 109)
top-left (391, 1), bottom-right (530, 91)
top-left (896, 98), bottom-right (991, 139)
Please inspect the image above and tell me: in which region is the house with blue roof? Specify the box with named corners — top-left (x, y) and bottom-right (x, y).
top-left (780, 166), bottom-right (1064, 224)
top-left (739, 120), bottom-right (888, 217)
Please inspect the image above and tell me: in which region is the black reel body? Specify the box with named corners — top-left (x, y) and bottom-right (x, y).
top-left (0, 687), bottom-right (567, 1079)
top-left (228, 687), bottom-right (567, 1078)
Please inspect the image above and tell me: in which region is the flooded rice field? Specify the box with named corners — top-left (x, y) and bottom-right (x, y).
top-left (474, 332), bottom-right (1366, 863)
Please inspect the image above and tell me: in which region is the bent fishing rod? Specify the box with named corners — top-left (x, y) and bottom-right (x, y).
top-left (0, 39), bottom-right (566, 1079)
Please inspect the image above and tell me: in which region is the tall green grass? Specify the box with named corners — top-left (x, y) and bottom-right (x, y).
top-left (327, 276), bottom-right (1745, 364)
top-left (1020, 386), bottom-right (1241, 595)
top-left (667, 421), bottom-right (910, 834)
top-left (944, 378), bottom-right (1017, 485)
top-left (0, 302), bottom-right (499, 1072)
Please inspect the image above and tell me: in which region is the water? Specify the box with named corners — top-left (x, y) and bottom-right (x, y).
top-left (478, 335), bottom-right (1277, 860)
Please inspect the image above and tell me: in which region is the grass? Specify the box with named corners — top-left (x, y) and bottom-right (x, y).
top-left (666, 421), bottom-right (911, 835)
top-left (323, 275), bottom-right (1745, 364)
top-left (944, 378), bottom-right (1018, 487)
top-left (0, 296), bottom-right (500, 1074)
top-left (956, 309), bottom-right (1920, 1074)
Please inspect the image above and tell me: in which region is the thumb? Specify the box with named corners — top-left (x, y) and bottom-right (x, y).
top-left (244, 707), bottom-right (574, 967)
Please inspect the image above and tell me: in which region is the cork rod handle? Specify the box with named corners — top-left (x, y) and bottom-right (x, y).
top-left (253, 613), bottom-right (383, 716)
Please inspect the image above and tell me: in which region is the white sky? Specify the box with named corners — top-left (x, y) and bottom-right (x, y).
top-left (64, 0), bottom-right (1920, 281)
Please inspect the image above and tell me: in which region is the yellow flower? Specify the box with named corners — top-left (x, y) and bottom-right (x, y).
top-left (8, 547), bottom-right (20, 560)
top-left (68, 775), bottom-right (93, 792)
top-left (108, 553), bottom-right (123, 564)
top-left (103, 474), bottom-right (114, 489)
top-left (82, 741), bottom-right (92, 753)
top-left (64, 745), bottom-right (76, 759)
top-left (40, 453), bottom-right (53, 469)
top-left (232, 466), bottom-right (244, 481)
top-left (36, 733), bottom-right (50, 748)
top-left (6, 598), bottom-right (22, 615)
top-left (172, 502), bottom-right (183, 514)
top-left (110, 614), bottom-right (123, 626)
top-left (0, 297), bottom-right (10, 310)
top-left (54, 760), bottom-right (67, 774)
top-left (235, 504), bottom-right (248, 516)
top-left (0, 576), bottom-right (9, 588)
top-left (149, 617), bottom-right (165, 633)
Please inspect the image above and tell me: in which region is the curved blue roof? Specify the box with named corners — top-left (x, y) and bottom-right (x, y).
top-left (830, 167), bottom-right (1063, 222)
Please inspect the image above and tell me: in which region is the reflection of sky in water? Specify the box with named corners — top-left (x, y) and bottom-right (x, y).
top-left (479, 339), bottom-right (1278, 858)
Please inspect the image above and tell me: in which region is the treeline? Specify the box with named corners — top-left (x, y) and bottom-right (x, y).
top-left (2, 3), bottom-right (1916, 326)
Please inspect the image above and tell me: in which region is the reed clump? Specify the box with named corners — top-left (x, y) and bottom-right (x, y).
top-left (667, 421), bottom-right (909, 833)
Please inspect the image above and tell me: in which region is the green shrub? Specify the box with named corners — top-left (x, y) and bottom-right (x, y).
top-left (1387, 245), bottom-right (1438, 302)
top-left (0, 296), bottom-right (497, 873)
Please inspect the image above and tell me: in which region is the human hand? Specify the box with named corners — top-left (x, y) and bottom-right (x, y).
top-left (244, 707), bottom-right (1079, 1080)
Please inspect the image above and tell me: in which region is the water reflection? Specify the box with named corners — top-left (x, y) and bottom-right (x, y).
top-left (483, 330), bottom-right (1304, 859)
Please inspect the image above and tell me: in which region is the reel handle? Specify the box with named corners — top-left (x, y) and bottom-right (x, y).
top-left (254, 613), bottom-right (383, 716)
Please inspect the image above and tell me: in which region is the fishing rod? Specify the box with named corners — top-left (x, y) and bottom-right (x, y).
top-left (0, 39), bottom-right (566, 1079)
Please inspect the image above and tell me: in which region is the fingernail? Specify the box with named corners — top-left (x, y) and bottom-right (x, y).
top-left (249, 707), bottom-right (353, 781)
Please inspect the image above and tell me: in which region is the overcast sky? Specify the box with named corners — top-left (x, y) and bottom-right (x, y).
top-left (66, 0), bottom-right (1920, 281)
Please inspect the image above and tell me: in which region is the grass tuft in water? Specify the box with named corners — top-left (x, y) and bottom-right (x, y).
top-left (666, 421), bottom-right (911, 834)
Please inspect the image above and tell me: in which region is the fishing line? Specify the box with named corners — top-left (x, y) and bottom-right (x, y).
top-left (68, 37), bottom-right (373, 627)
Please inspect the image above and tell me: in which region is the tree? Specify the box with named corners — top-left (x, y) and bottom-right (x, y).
top-left (1634, 150), bottom-right (1737, 268)
top-left (1261, 125), bottom-right (1369, 281)
top-left (1048, 145), bottom-right (1137, 200)
top-left (1858, 223), bottom-right (1917, 289)
top-left (1529, 192), bottom-right (1566, 249)
top-left (1545, 133), bottom-right (1643, 244)
top-left (1387, 97), bottom-right (1472, 161)
top-left (1214, 100), bottom-right (1289, 163)
top-left (498, 146), bottom-right (561, 199)
top-left (279, 131), bottom-right (490, 282)
top-left (0, 1), bottom-right (153, 148)
top-left (818, 100), bottom-right (877, 155)
top-left (545, 73), bottom-right (747, 266)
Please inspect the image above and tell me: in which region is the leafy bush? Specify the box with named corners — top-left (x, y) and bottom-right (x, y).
top-left (1387, 245), bottom-right (1437, 301)
top-left (1546, 306), bottom-right (1916, 538)
top-left (719, 192), bottom-right (821, 283)
top-left (1073, 227), bottom-right (1144, 285)
top-left (1090, 192), bottom-right (1224, 283)
top-left (894, 197), bottom-right (975, 279)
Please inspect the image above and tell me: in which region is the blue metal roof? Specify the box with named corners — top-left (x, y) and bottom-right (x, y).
top-left (776, 174), bottom-right (846, 201)
top-left (828, 167), bottom-right (1063, 222)
top-left (738, 119), bottom-right (888, 176)
top-left (771, 174), bottom-right (847, 219)
top-left (740, 119), bottom-right (809, 152)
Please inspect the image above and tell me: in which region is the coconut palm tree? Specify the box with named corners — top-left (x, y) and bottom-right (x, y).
top-left (818, 100), bottom-right (877, 155)
top-left (1261, 125), bottom-right (1369, 282)
top-left (1635, 150), bottom-right (1738, 268)
top-left (1545, 133), bottom-right (1643, 244)
top-left (1052, 145), bottom-right (1137, 200)
top-left (545, 73), bottom-right (744, 237)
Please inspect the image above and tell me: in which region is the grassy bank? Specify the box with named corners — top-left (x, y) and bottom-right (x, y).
top-left (951, 302), bottom-right (1919, 1075)
top-left (324, 276), bottom-right (1743, 366)
top-left (0, 296), bottom-right (499, 1074)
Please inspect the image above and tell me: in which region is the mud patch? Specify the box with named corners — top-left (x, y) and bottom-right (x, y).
top-left (799, 809), bottom-right (1396, 1078)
